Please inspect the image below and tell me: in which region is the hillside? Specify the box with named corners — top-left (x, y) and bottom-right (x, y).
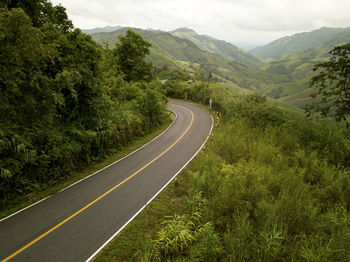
top-left (171, 27), bottom-right (262, 68)
top-left (252, 27), bottom-right (350, 60)
top-left (276, 88), bottom-right (315, 108)
top-left (258, 48), bottom-right (327, 103)
top-left (90, 28), bottom-right (208, 63)
top-left (254, 27), bottom-right (350, 106)
top-left (90, 26), bottom-right (350, 110)
top-left (90, 27), bottom-right (286, 94)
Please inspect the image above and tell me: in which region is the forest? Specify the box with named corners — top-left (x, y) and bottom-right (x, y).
top-left (0, 1), bottom-right (168, 209)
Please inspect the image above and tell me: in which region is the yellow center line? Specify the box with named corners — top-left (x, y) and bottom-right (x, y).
top-left (2, 104), bottom-right (194, 262)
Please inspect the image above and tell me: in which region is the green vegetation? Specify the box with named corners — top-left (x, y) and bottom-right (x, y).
top-left (170, 27), bottom-right (262, 68)
top-left (2, 3), bottom-right (350, 260)
top-left (0, 116), bottom-right (172, 219)
top-left (0, 2), bottom-right (168, 210)
top-left (252, 27), bottom-right (350, 60)
top-left (258, 47), bottom-right (331, 106)
top-left (90, 28), bottom-right (287, 95)
top-left (89, 26), bottom-right (350, 110)
top-left (94, 86), bottom-right (350, 261)
top-left (277, 89), bottom-right (314, 108)
top-left (253, 27), bottom-right (350, 107)
top-left (114, 29), bottom-right (153, 82)
top-left (307, 43), bottom-right (350, 123)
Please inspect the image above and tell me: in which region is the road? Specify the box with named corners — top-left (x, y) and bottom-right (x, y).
top-left (0, 100), bottom-right (213, 262)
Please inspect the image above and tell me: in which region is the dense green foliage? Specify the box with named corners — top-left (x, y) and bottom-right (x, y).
top-left (307, 43), bottom-right (350, 123)
top-left (154, 66), bottom-right (191, 81)
top-left (114, 29), bottom-right (153, 82)
top-left (0, 4), bottom-right (167, 209)
top-left (95, 86), bottom-right (350, 262)
top-left (0, 0), bottom-right (73, 31)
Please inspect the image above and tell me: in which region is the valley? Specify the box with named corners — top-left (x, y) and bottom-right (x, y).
top-left (87, 26), bottom-right (350, 109)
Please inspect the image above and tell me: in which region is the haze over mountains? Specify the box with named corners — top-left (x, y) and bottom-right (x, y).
top-left (84, 25), bottom-right (350, 109)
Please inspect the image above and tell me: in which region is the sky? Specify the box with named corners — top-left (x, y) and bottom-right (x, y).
top-left (51, 0), bottom-right (350, 49)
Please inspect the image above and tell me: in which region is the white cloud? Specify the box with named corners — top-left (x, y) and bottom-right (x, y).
top-left (51, 0), bottom-right (350, 48)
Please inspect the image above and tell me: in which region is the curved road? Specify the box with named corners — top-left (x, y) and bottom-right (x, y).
top-left (0, 100), bottom-right (212, 262)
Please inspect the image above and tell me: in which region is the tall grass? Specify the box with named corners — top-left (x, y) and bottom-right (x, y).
top-left (121, 89), bottom-right (350, 261)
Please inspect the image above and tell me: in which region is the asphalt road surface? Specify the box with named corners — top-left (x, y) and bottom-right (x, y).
top-left (0, 100), bottom-right (213, 262)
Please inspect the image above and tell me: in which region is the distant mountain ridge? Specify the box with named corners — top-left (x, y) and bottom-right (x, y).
top-left (89, 27), bottom-right (286, 94)
top-left (83, 25), bottom-right (261, 68)
top-left (253, 27), bottom-right (350, 108)
top-left (252, 27), bottom-right (350, 59)
top-left (170, 27), bottom-right (262, 68)
top-left (82, 26), bottom-right (122, 35)
top-left (87, 25), bottom-right (350, 109)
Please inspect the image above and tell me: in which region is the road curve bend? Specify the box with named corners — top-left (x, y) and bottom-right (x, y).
top-left (0, 100), bottom-right (213, 262)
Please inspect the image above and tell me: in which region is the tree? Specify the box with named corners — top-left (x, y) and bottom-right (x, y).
top-left (0, 8), bottom-right (55, 130)
top-left (307, 43), bottom-right (350, 123)
top-left (4, 0), bottom-right (73, 32)
top-left (114, 29), bottom-right (153, 82)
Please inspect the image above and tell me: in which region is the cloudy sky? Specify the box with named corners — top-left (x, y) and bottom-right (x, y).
top-left (51, 0), bottom-right (350, 49)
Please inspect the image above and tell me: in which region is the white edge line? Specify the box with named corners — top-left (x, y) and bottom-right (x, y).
top-left (0, 109), bottom-right (178, 223)
top-left (0, 196), bottom-right (52, 223)
top-left (85, 110), bottom-right (214, 262)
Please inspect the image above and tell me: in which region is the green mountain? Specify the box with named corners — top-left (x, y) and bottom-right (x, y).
top-left (90, 26), bottom-right (350, 110)
top-left (90, 27), bottom-right (286, 93)
top-left (171, 27), bottom-right (262, 68)
top-left (253, 27), bottom-right (350, 108)
top-left (252, 27), bottom-right (350, 60)
top-left (259, 48), bottom-right (330, 101)
top-left (82, 25), bottom-right (122, 35)
top-left (90, 27), bottom-right (215, 66)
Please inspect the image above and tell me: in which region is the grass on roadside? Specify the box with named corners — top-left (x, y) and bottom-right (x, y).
top-left (93, 103), bottom-right (216, 262)
top-left (93, 95), bottom-right (350, 262)
top-left (93, 138), bottom-right (209, 262)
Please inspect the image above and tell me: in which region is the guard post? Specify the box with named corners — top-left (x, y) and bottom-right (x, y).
top-left (216, 111), bottom-right (221, 127)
